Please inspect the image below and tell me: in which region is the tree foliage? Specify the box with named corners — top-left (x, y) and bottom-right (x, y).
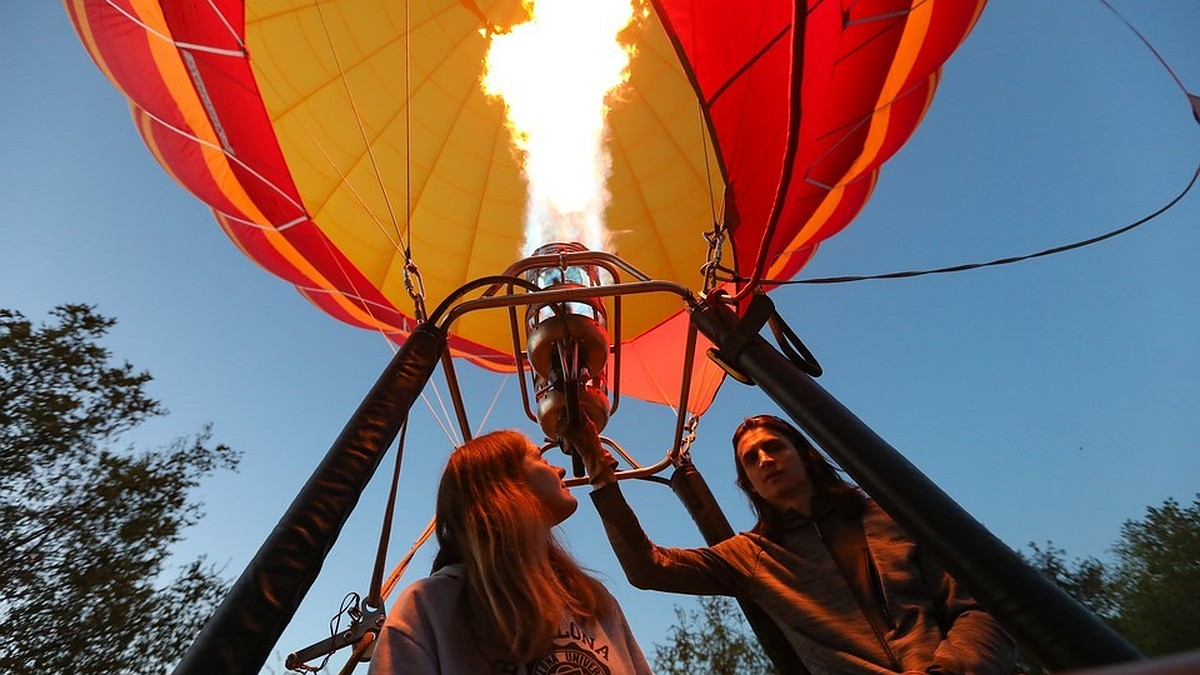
top-left (1021, 495), bottom-right (1200, 664)
top-left (0, 305), bottom-right (240, 674)
top-left (653, 595), bottom-right (775, 675)
top-left (1110, 496), bottom-right (1200, 656)
top-left (1022, 541), bottom-right (1120, 620)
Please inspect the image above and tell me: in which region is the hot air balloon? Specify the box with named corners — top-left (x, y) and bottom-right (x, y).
top-left (63, 1), bottom-right (1140, 674)
top-left (64, 0), bottom-right (986, 416)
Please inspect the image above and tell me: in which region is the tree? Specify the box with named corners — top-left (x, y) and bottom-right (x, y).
top-left (1017, 542), bottom-right (1122, 673)
top-left (0, 305), bottom-right (240, 674)
top-left (1021, 495), bottom-right (1200, 664)
top-left (1021, 541), bottom-right (1119, 620)
top-left (653, 595), bottom-right (774, 675)
top-left (1110, 495), bottom-right (1200, 656)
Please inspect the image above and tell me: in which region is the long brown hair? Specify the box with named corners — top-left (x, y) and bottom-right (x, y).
top-left (731, 415), bottom-right (864, 533)
top-left (432, 430), bottom-right (610, 661)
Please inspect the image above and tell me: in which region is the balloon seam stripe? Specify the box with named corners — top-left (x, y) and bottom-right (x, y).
top-left (138, 108), bottom-right (306, 216)
top-left (100, 0), bottom-right (244, 57)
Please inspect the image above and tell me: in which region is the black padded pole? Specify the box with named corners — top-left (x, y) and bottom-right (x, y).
top-left (690, 299), bottom-right (1141, 670)
top-left (173, 323), bottom-right (447, 675)
top-left (671, 462), bottom-right (810, 674)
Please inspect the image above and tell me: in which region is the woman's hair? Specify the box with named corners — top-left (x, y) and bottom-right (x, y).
top-left (431, 430), bottom-right (610, 662)
top-left (731, 415), bottom-right (864, 531)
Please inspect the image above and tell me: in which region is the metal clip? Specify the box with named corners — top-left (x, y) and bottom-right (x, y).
top-left (286, 601), bottom-right (386, 672)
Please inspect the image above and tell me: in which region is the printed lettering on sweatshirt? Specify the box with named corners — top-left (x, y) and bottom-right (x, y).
top-left (490, 620), bottom-right (613, 674)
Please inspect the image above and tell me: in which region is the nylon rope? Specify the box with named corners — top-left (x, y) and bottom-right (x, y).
top-left (733, 2), bottom-right (934, 298)
top-left (1097, 0), bottom-right (1192, 99)
top-left (116, 0), bottom-right (415, 347)
top-left (474, 374), bottom-right (512, 438)
top-left (732, 0), bottom-right (807, 301)
top-left (101, 0), bottom-right (244, 57)
top-left (202, 0), bottom-right (245, 50)
top-left (311, 0), bottom-right (404, 244)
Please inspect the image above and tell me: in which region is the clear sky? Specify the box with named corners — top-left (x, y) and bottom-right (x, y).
top-left (2, 1), bottom-right (1198, 672)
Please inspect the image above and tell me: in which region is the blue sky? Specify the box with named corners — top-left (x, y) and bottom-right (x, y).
top-left (2, 1), bottom-right (1198, 671)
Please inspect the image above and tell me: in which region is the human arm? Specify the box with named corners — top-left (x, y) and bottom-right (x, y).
top-left (590, 479), bottom-right (752, 594)
top-left (564, 422), bottom-right (748, 594)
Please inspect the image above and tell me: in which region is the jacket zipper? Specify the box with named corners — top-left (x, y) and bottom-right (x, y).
top-left (866, 549), bottom-right (896, 628)
top-left (864, 549), bottom-right (902, 671)
top-left (814, 519), bottom-right (902, 671)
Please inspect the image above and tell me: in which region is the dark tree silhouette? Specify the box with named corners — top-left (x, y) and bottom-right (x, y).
top-left (0, 305), bottom-right (239, 674)
top-left (1020, 494), bottom-right (1200, 669)
top-left (653, 595), bottom-right (775, 675)
top-left (1110, 495), bottom-right (1200, 656)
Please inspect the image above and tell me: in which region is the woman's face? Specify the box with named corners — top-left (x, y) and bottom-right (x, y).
top-left (520, 439), bottom-right (578, 525)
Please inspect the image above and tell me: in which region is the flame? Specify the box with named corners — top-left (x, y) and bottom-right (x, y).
top-left (483, 0), bottom-right (635, 254)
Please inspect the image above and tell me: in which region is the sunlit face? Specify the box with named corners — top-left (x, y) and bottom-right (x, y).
top-left (736, 426), bottom-right (811, 511)
top-left (521, 440), bottom-right (578, 525)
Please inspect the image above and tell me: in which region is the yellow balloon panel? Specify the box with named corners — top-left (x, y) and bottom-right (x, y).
top-left (246, 0), bottom-right (725, 357)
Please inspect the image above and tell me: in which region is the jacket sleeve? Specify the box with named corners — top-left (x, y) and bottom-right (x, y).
top-left (590, 481), bottom-right (747, 596)
top-left (921, 552), bottom-right (1016, 675)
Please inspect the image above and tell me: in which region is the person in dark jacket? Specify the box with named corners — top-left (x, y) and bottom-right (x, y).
top-left (570, 414), bottom-right (1015, 674)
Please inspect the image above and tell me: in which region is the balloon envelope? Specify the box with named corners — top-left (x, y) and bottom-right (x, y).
top-left (65, 0), bottom-right (984, 413)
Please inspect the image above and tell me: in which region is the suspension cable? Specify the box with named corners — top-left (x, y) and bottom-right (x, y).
top-left (756, 160), bottom-right (1200, 286)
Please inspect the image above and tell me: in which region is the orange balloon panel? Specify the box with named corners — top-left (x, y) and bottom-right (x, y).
top-left (65, 0), bottom-right (984, 414)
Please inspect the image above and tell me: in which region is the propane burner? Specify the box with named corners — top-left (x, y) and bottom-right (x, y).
top-left (524, 242), bottom-right (611, 439)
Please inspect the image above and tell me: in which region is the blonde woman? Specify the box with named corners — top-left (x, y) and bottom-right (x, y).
top-left (369, 430), bottom-right (651, 675)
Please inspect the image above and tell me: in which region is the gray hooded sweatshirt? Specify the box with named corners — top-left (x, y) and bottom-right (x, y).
top-left (369, 564), bottom-right (652, 675)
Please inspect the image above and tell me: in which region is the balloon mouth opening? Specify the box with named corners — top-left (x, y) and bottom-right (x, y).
top-left (523, 242), bottom-right (612, 436)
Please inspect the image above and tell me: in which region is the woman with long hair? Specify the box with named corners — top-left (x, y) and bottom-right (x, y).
top-left (369, 429), bottom-right (650, 674)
